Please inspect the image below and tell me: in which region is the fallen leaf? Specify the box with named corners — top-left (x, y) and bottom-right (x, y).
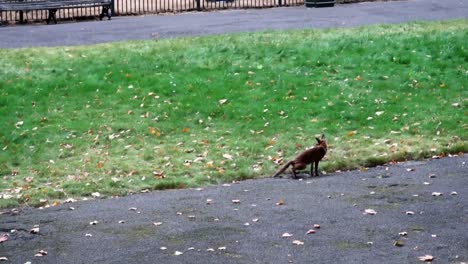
top-left (282, 233), bottom-right (293, 238)
top-left (418, 255), bottom-right (434, 262)
top-left (129, 207), bottom-right (138, 211)
top-left (91, 192), bottom-right (100, 198)
top-left (405, 211), bottom-right (415, 215)
top-left (223, 154), bottom-right (233, 160)
top-left (218, 246), bottom-right (226, 250)
top-left (363, 209), bottom-right (377, 215)
top-left (218, 99), bottom-right (228, 105)
top-left (313, 224), bottom-right (321, 229)
top-left (64, 198), bottom-right (77, 203)
top-left (393, 240), bottom-right (405, 247)
top-left (399, 232), bottom-right (408, 236)
top-left (35, 250), bottom-right (48, 257)
top-left (206, 248), bottom-right (215, 252)
top-left (306, 229), bottom-right (316, 234)
top-left (174, 251), bottom-right (183, 256)
top-left (206, 199), bottom-right (213, 205)
top-left (118, 220), bottom-right (125, 224)
top-left (450, 191), bottom-right (458, 196)
top-left (0, 257), bottom-right (8, 261)
top-left (406, 168), bottom-right (415, 172)
top-left (160, 247), bottom-right (167, 250)
top-left (148, 127), bottom-right (161, 136)
top-left (182, 127), bottom-right (190, 133)
top-left (30, 226), bottom-right (40, 234)
top-left (292, 240), bottom-right (304, 246)
top-left (0, 235), bottom-right (8, 243)
top-left (431, 192), bottom-right (443, 197)
top-left (153, 170), bottom-right (165, 179)
top-left (89, 220), bottom-right (99, 225)
top-left (252, 218), bottom-right (259, 222)
top-left (232, 199), bottom-right (241, 204)
top-left (375, 111), bottom-right (385, 116)
top-left (85, 233), bottom-right (93, 237)
top-left (276, 199), bottom-right (285, 206)
top-left (153, 222), bottom-right (163, 226)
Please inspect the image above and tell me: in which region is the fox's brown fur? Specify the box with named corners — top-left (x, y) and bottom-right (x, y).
top-left (272, 134), bottom-right (327, 178)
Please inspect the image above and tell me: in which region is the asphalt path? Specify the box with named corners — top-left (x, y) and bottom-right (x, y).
top-left (1, 156), bottom-right (467, 263)
top-left (0, 0), bottom-right (468, 48)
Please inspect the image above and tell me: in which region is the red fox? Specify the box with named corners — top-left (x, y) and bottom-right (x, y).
top-left (272, 134), bottom-right (327, 178)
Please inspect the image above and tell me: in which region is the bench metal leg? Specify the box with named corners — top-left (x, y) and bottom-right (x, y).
top-left (100, 5), bottom-right (111, 20)
top-left (47, 9), bottom-right (57, 24)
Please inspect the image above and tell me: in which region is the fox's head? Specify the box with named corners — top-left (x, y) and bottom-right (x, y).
top-left (315, 134), bottom-right (327, 148)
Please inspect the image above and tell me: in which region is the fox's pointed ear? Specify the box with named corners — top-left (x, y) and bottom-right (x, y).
top-left (321, 134), bottom-right (325, 139)
top-left (315, 137), bottom-right (321, 143)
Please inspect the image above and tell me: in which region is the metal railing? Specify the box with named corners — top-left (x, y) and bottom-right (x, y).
top-left (0, 0), bottom-right (304, 23)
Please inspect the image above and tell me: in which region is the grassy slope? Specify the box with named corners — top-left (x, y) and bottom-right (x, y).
top-left (0, 19), bottom-right (466, 208)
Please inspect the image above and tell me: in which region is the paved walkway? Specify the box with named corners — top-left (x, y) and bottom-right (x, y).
top-left (0, 0), bottom-right (467, 48)
top-left (1, 156), bottom-right (467, 263)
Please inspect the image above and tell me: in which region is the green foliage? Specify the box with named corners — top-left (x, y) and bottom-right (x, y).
top-left (0, 20), bottom-right (466, 208)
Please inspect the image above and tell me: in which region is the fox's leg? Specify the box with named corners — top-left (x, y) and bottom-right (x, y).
top-left (291, 168), bottom-right (298, 179)
top-left (309, 163), bottom-right (314, 177)
top-left (314, 161), bottom-right (320, 176)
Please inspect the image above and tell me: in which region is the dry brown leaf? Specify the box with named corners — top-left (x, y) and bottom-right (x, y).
top-left (276, 199), bottom-right (285, 206)
top-left (35, 250), bottom-right (48, 257)
top-left (363, 209), bottom-right (377, 215)
top-left (418, 255), bottom-right (434, 262)
top-left (292, 240), bottom-right (304, 246)
top-left (153, 171), bottom-right (165, 179)
top-left (30, 226), bottom-right (40, 234)
top-left (0, 235), bottom-right (8, 243)
top-left (223, 154), bottom-right (233, 160)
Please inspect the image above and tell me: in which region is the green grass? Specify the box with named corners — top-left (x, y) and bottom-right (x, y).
top-left (0, 20), bottom-right (467, 208)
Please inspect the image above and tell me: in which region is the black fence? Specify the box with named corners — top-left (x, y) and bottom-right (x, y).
top-left (0, 0), bottom-right (304, 23)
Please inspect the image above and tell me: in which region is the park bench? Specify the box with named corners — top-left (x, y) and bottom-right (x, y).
top-left (0, 0), bottom-right (112, 24)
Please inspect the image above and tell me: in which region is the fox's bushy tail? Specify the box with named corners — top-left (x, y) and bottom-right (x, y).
top-left (272, 160), bottom-right (294, 177)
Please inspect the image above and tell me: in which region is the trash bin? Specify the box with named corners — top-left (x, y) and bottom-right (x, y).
top-left (305, 0), bottom-right (335, 8)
